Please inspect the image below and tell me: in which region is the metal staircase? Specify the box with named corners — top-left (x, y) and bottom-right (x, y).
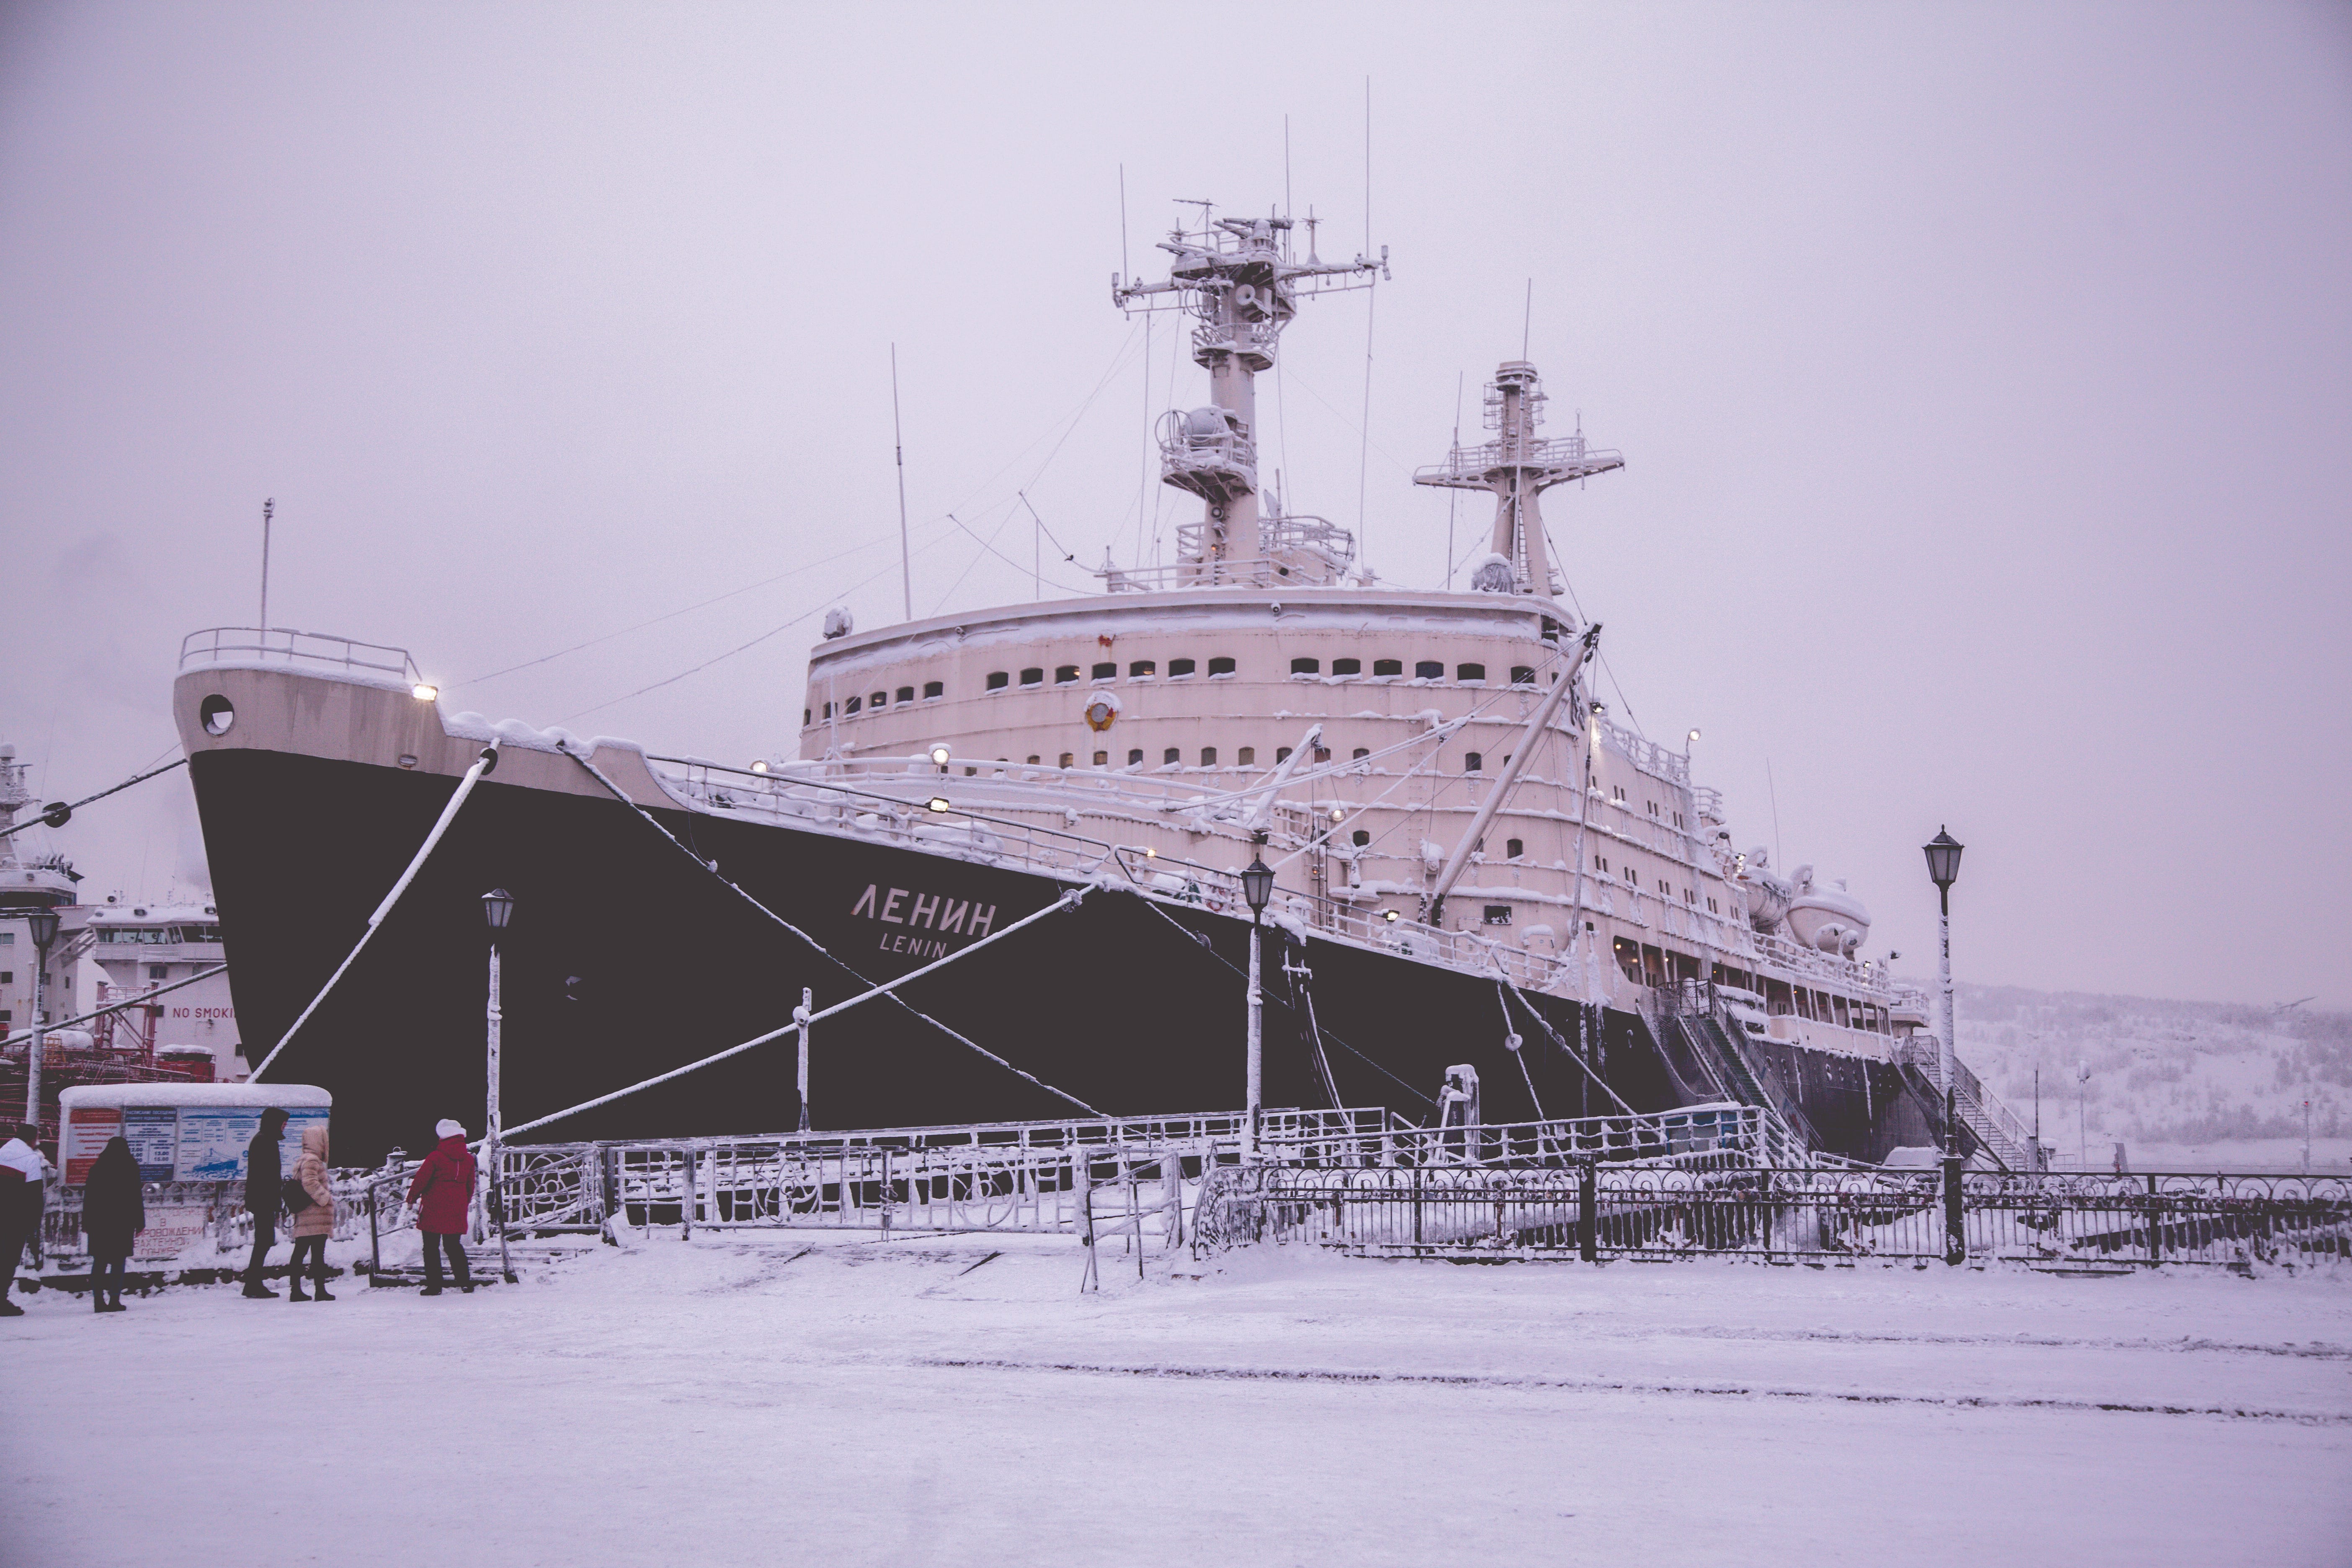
top-left (1896, 1039), bottom-right (2037, 1171)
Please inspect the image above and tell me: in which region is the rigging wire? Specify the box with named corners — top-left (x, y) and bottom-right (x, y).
top-left (0, 756), bottom-right (186, 843)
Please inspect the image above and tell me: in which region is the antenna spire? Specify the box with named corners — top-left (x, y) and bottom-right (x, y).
top-left (259, 497), bottom-right (274, 632)
top-left (891, 346), bottom-right (911, 622)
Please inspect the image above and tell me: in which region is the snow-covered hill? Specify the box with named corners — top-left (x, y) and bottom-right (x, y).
top-left (1935, 980), bottom-right (2349, 1172)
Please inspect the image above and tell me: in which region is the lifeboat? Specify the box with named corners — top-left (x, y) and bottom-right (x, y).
top-left (1736, 845), bottom-right (1793, 933)
top-left (1785, 864), bottom-right (1870, 955)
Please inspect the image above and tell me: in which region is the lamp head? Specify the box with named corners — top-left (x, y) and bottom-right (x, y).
top-left (1240, 856), bottom-right (1274, 916)
top-left (929, 744), bottom-right (952, 769)
top-left (480, 887), bottom-right (515, 933)
top-left (26, 908), bottom-right (59, 948)
top-left (1923, 827), bottom-right (1964, 890)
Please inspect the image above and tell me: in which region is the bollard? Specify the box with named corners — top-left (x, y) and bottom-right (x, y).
top-left (1942, 1155), bottom-right (1966, 1265)
top-left (1578, 1160), bottom-right (1598, 1262)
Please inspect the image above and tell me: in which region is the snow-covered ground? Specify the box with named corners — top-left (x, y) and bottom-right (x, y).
top-left (7, 1230), bottom-right (2347, 1566)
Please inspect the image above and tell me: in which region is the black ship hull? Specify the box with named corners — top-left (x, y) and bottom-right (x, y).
top-left (191, 748), bottom-right (1911, 1164)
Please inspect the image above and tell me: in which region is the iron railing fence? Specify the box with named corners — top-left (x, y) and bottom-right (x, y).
top-left (1193, 1163), bottom-right (2352, 1269)
top-left (1251, 1101), bottom-right (1796, 1172)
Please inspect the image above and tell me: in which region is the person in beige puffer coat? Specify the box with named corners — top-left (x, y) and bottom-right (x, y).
top-left (286, 1124), bottom-right (335, 1302)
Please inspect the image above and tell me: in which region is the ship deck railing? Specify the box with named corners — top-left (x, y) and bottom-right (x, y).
top-left (179, 626), bottom-right (423, 685)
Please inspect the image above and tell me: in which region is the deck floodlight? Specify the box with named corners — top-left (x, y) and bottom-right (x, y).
top-left (413, 683), bottom-right (439, 702)
top-left (750, 759), bottom-right (769, 774)
top-left (1330, 807), bottom-right (1345, 822)
top-left (930, 745), bottom-right (952, 768)
top-left (927, 796), bottom-right (952, 813)
top-left (481, 887), bottom-right (514, 933)
top-left (1240, 856), bottom-right (1274, 917)
top-left (1382, 909), bottom-right (1400, 923)
top-left (1923, 827), bottom-right (1964, 891)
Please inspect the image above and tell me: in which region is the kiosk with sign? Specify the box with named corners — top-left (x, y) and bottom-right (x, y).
top-left (58, 1083), bottom-right (332, 1261)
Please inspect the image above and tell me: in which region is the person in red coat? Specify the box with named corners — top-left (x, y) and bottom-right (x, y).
top-left (405, 1119), bottom-right (476, 1295)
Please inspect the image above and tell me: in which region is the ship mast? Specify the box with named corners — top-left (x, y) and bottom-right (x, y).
top-left (1113, 208), bottom-right (1385, 586)
top-left (1414, 362), bottom-right (1622, 597)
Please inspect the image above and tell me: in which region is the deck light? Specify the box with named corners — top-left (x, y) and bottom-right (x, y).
top-left (750, 759), bottom-right (769, 774)
top-left (927, 797), bottom-right (951, 813)
top-left (413, 683), bottom-right (438, 702)
top-left (1144, 847), bottom-right (1156, 858)
top-left (1330, 807), bottom-right (1345, 822)
top-left (930, 745), bottom-right (952, 768)
top-left (1382, 909), bottom-right (1400, 923)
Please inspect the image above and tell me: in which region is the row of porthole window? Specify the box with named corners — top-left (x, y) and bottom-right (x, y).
top-left (813, 680), bottom-right (946, 722)
top-left (1018, 745), bottom-right (1497, 773)
top-left (982, 658), bottom-right (1534, 691)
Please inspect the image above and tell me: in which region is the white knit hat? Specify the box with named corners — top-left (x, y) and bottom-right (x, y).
top-left (436, 1119), bottom-right (466, 1140)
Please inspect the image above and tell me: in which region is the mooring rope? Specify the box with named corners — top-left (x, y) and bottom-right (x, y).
top-left (1495, 971), bottom-right (1638, 1117)
top-left (500, 887), bottom-right (1094, 1139)
top-left (0, 756), bottom-right (187, 842)
top-left (555, 740), bottom-right (1102, 1117)
top-left (250, 744), bottom-right (501, 1081)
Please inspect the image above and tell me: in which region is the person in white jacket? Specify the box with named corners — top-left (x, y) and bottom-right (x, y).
top-left (0, 1124), bottom-right (51, 1317)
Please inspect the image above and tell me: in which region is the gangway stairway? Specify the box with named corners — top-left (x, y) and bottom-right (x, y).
top-left (1896, 1041), bottom-right (2037, 1171)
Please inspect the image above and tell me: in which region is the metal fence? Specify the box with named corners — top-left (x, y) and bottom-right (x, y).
top-left (1193, 1162), bottom-right (2352, 1269)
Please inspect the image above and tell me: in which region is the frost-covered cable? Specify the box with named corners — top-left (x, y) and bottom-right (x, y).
top-left (502, 887), bottom-right (1096, 1138)
top-left (0, 962), bottom-right (226, 1050)
top-left (1127, 888), bottom-right (1434, 1112)
top-left (1496, 973), bottom-right (1637, 1117)
top-left (250, 743), bottom-right (500, 1082)
top-left (557, 740), bottom-right (1103, 1115)
top-left (1495, 980), bottom-right (1547, 1124)
top-left (0, 756), bottom-right (187, 842)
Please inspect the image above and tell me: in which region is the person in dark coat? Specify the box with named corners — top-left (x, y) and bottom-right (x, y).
top-left (405, 1119), bottom-right (475, 1295)
top-left (0, 1122), bottom-right (49, 1318)
top-left (242, 1107), bottom-right (290, 1299)
top-left (82, 1134), bottom-right (144, 1313)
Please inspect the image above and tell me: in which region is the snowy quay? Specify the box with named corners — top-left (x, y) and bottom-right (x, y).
top-left (6, 1230), bottom-right (2349, 1567)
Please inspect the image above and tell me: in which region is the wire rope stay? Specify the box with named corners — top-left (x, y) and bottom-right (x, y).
top-left (250, 743), bottom-right (502, 1081)
top-left (0, 756), bottom-right (188, 842)
top-left (555, 740), bottom-right (1104, 1118)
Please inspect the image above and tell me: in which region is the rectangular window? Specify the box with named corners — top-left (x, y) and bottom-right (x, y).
top-left (1092, 750), bottom-right (1109, 766)
top-left (1058, 752), bottom-right (1075, 768)
top-left (1168, 658), bottom-right (1197, 677)
top-left (1127, 748), bottom-right (1143, 765)
top-left (895, 687), bottom-right (914, 704)
top-left (1351, 829), bottom-right (1370, 846)
top-left (845, 696), bottom-right (861, 714)
top-left (1313, 746), bottom-right (1331, 763)
top-left (1464, 752), bottom-right (1483, 772)
top-left (1055, 665), bottom-right (1080, 683)
top-left (1593, 855), bottom-right (1608, 872)
top-left (1332, 657), bottom-right (1361, 676)
top-left (1510, 665), bottom-right (1535, 685)
top-left (0, 972), bottom-right (9, 985)
top-left (1026, 755), bottom-right (1041, 765)
top-left (1414, 660), bottom-right (1443, 679)
top-left (1200, 747), bottom-right (1218, 766)
top-left (987, 671), bottom-right (1010, 691)
top-left (1207, 657), bottom-right (1235, 676)
top-left (1021, 668), bottom-right (1044, 686)
top-left (1352, 748), bottom-right (1369, 760)
top-left (803, 709), bottom-right (811, 726)
top-left (870, 691), bottom-right (887, 709)
top-left (1163, 748), bottom-right (1181, 765)
top-left (1505, 838), bottom-right (1523, 859)
top-left (1482, 905), bottom-right (1512, 926)
top-left (1374, 659), bottom-right (1402, 677)
top-left (1128, 660), bottom-right (1156, 678)
top-left (148, 965), bottom-right (169, 980)
top-left (1237, 747), bottom-right (1256, 766)
top-left (1289, 657), bottom-right (1319, 674)
top-left (1456, 663), bottom-right (1486, 682)
top-left (1275, 747), bottom-right (1292, 763)
top-left (923, 681), bottom-right (944, 699)
top-left (1091, 662), bottom-right (1116, 680)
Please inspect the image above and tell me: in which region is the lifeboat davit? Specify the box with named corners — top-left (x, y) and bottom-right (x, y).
top-left (1785, 864), bottom-right (1871, 955)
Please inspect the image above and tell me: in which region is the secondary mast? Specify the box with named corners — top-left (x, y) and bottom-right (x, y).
top-left (1415, 362), bottom-right (1622, 596)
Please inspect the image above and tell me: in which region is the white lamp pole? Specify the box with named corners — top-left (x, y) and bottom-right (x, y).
top-left (1240, 843), bottom-right (1275, 1162)
top-left (481, 888), bottom-right (515, 1283)
top-left (1923, 829), bottom-right (1964, 1154)
top-left (796, 986), bottom-right (812, 1133)
top-left (23, 908), bottom-right (59, 1132)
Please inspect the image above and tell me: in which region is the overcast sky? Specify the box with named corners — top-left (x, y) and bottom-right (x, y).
top-left (2, 2), bottom-right (2346, 1008)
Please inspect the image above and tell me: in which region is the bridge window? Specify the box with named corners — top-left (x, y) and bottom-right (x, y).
top-left (895, 686), bottom-right (914, 705)
top-left (871, 691), bottom-right (887, 709)
top-left (1168, 658), bottom-right (1196, 678)
top-left (803, 709), bottom-right (811, 726)
top-left (1374, 659), bottom-right (1403, 677)
top-left (1456, 664), bottom-right (1485, 683)
top-left (1093, 750), bottom-right (1108, 766)
top-left (1332, 657), bottom-right (1361, 676)
top-left (1275, 747), bottom-right (1291, 763)
top-left (1058, 752), bottom-right (1074, 768)
top-left (822, 702), bottom-right (834, 718)
top-left (1208, 657), bottom-right (1236, 676)
top-left (1092, 662), bottom-right (1116, 680)
top-left (1482, 905), bottom-right (1512, 926)
top-left (845, 696), bottom-right (861, 714)
top-left (1020, 668), bottom-right (1044, 686)
top-left (1289, 657), bottom-right (1319, 674)
top-left (1164, 748), bottom-right (1181, 765)
top-left (1056, 665), bottom-right (1080, 683)
top-left (1238, 747), bottom-right (1256, 766)
top-left (923, 681), bottom-right (944, 699)
top-left (1129, 660), bottom-right (1155, 678)
top-left (1414, 660), bottom-right (1443, 679)
top-left (1201, 747), bottom-right (1217, 766)
top-left (1510, 665), bottom-right (1535, 685)
top-left (1026, 755), bottom-right (1041, 765)
top-left (1506, 838), bottom-right (1524, 859)
top-left (1351, 830), bottom-right (1370, 847)
top-left (1465, 752), bottom-right (1483, 773)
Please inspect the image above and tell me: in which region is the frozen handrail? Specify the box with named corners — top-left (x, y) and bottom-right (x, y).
top-left (179, 627), bottom-right (421, 683)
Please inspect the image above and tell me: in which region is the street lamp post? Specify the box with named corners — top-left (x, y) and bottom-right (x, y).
top-left (480, 888), bottom-right (516, 1284)
top-left (22, 907), bottom-right (59, 1133)
top-left (1240, 840), bottom-right (1275, 1161)
top-left (1922, 829), bottom-right (1964, 1153)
